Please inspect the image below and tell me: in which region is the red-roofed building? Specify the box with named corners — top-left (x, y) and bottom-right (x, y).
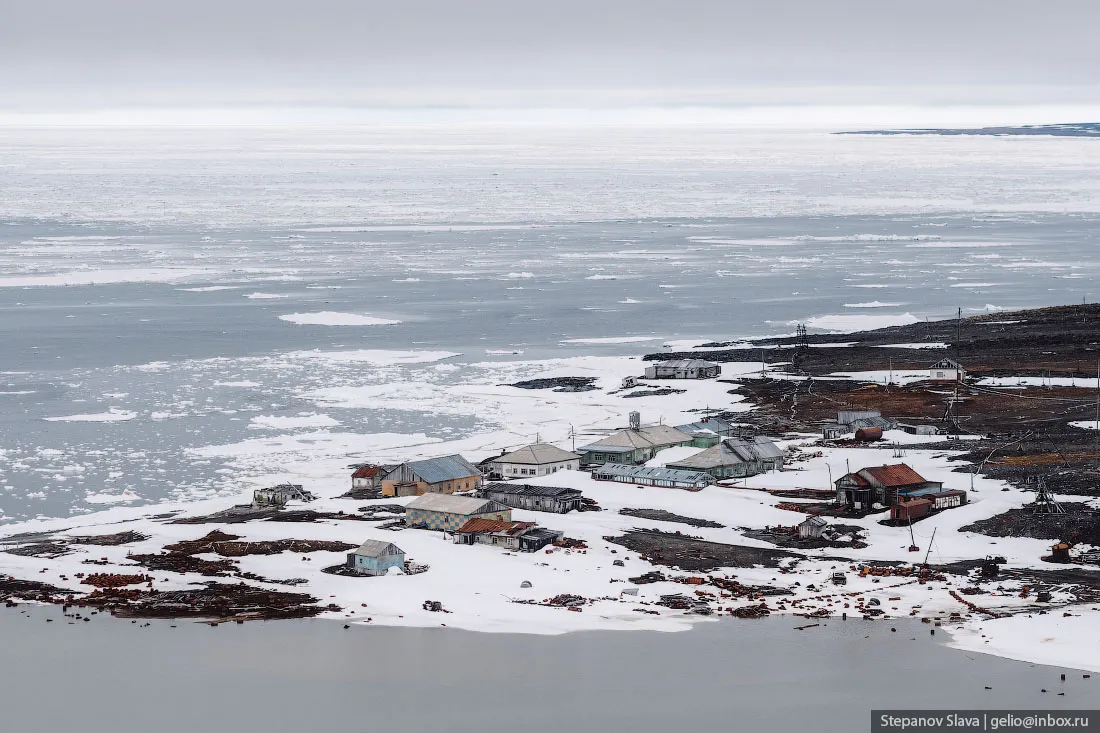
top-left (452, 518), bottom-right (562, 552)
top-left (835, 463), bottom-right (943, 510)
top-left (351, 465), bottom-right (386, 491)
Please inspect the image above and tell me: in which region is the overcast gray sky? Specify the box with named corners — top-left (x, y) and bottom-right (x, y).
top-left (3, 0), bottom-right (1100, 107)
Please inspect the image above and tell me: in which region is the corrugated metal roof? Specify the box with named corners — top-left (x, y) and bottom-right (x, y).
top-left (405, 493), bottom-right (504, 515)
top-left (494, 444), bottom-right (580, 465)
top-left (405, 455), bottom-right (481, 484)
top-left (351, 465), bottom-right (383, 479)
top-left (579, 425), bottom-right (693, 452)
top-left (667, 437), bottom-right (783, 470)
top-left (800, 516), bottom-right (829, 527)
top-left (455, 518), bottom-right (535, 535)
top-left (484, 483), bottom-right (582, 498)
top-left (899, 487), bottom-right (963, 498)
top-left (592, 463), bottom-right (714, 484)
top-left (353, 540), bottom-right (403, 557)
top-left (860, 464), bottom-right (928, 487)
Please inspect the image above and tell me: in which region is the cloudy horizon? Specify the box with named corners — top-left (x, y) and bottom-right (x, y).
top-left (4, 0), bottom-right (1100, 123)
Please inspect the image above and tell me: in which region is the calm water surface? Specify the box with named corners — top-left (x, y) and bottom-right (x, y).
top-left (1, 607), bottom-right (1095, 733)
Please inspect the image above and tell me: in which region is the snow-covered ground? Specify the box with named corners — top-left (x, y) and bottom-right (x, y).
top-left (2, 354), bottom-right (1098, 669)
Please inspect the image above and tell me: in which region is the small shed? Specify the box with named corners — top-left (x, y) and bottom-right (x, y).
top-left (821, 423), bottom-right (848, 440)
top-left (351, 465), bottom-right (386, 490)
top-left (798, 516), bottom-right (829, 539)
top-left (854, 427), bottom-right (883, 442)
top-left (897, 423), bottom-right (940, 436)
top-left (929, 358), bottom-right (965, 383)
top-left (346, 540), bottom-right (405, 576)
top-left (891, 498), bottom-right (933, 523)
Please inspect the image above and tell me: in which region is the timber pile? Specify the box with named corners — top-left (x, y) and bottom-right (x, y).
top-left (208, 539), bottom-right (357, 557)
top-left (80, 573), bottom-right (152, 588)
top-left (730, 604), bottom-right (771, 618)
top-left (552, 537), bottom-right (588, 550)
top-left (76, 582), bottom-right (330, 620)
top-left (0, 576), bottom-right (74, 604)
top-left (127, 553), bottom-right (237, 576)
top-left (619, 508), bottom-right (724, 528)
top-left (68, 531), bottom-right (149, 546)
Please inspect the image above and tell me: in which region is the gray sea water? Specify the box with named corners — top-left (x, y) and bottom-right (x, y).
top-left (2, 124), bottom-right (1100, 522)
top-left (0, 606), bottom-right (1095, 733)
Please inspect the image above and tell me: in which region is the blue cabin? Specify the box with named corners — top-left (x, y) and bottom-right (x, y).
top-left (346, 540), bottom-right (405, 576)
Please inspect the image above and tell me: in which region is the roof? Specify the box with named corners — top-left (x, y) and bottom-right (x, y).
top-left (483, 483), bottom-right (582, 498)
top-left (579, 425), bottom-right (693, 452)
top-left (257, 483), bottom-right (306, 496)
top-left (353, 540), bottom-right (403, 557)
top-left (849, 416), bottom-right (895, 430)
top-left (351, 465), bottom-right (384, 479)
top-left (592, 463), bottom-right (715, 484)
top-left (454, 518), bottom-right (535, 535)
top-left (800, 516), bottom-right (829, 527)
top-left (666, 436), bottom-right (783, 470)
top-left (930, 358), bottom-right (964, 369)
top-left (653, 359), bottom-right (719, 369)
top-left (405, 493), bottom-right (506, 515)
top-left (493, 444), bottom-right (580, 466)
top-left (520, 527), bottom-right (562, 542)
top-left (675, 417), bottom-right (734, 436)
top-left (899, 487), bottom-right (965, 498)
top-left (895, 497), bottom-right (934, 509)
top-left (404, 455), bottom-right (481, 484)
top-left (860, 464), bottom-right (928, 487)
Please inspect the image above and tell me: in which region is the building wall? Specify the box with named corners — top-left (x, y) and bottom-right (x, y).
top-left (484, 491), bottom-right (580, 513)
top-left (406, 507), bottom-right (512, 532)
top-left (492, 459), bottom-right (580, 477)
top-left (381, 474), bottom-right (482, 497)
top-left (350, 552), bottom-right (405, 576)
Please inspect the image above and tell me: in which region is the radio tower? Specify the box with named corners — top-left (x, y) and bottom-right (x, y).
top-left (1032, 477), bottom-right (1065, 514)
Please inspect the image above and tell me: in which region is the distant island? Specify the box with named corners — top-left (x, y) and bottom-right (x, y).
top-left (838, 122), bottom-right (1100, 137)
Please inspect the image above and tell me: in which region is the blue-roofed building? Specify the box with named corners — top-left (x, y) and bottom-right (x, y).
top-left (381, 454), bottom-right (483, 497)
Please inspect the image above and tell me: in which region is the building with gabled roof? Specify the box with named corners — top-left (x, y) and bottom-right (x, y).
top-left (835, 463), bottom-right (943, 509)
top-left (929, 358), bottom-right (965, 383)
top-left (578, 424), bottom-right (694, 466)
top-left (666, 436), bottom-right (784, 479)
top-left (404, 493), bottom-right (511, 532)
top-left (345, 540), bottom-right (406, 576)
top-left (488, 443), bottom-right (581, 479)
top-left (252, 483), bottom-right (315, 509)
top-left (351, 465), bottom-right (387, 491)
top-left (381, 454), bottom-right (482, 497)
top-left (482, 483), bottom-right (583, 513)
top-left (644, 359), bottom-right (721, 380)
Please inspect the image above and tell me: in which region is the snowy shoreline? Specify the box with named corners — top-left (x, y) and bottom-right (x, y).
top-left (1, 351), bottom-right (1098, 672)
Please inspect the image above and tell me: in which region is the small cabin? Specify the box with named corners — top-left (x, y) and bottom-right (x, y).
top-left (798, 516), bottom-right (829, 539)
top-left (346, 540), bottom-right (405, 576)
top-left (929, 358), bottom-right (965, 383)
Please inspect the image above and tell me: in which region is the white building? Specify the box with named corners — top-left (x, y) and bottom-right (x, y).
top-left (489, 444), bottom-right (582, 478)
top-left (929, 358), bottom-right (965, 383)
top-left (643, 359), bottom-right (721, 380)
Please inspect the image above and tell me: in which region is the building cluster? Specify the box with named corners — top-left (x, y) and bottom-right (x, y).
top-left (834, 462), bottom-right (967, 519)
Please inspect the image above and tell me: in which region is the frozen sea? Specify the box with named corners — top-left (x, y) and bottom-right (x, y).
top-left (2, 123), bottom-right (1100, 522)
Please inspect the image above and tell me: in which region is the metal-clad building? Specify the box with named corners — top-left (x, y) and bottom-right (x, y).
top-left (665, 436), bottom-right (785, 479)
top-left (482, 483), bottom-right (583, 513)
top-left (346, 540), bottom-right (406, 576)
top-left (404, 493), bottom-right (511, 532)
top-left (798, 516), bottom-right (829, 539)
top-left (578, 424), bottom-right (694, 466)
top-left (590, 463), bottom-right (715, 491)
top-left (381, 455), bottom-right (482, 497)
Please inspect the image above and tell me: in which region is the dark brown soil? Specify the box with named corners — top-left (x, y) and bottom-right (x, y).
top-left (0, 577), bottom-right (74, 604)
top-left (618, 508), bottom-right (724, 528)
top-left (67, 531), bottom-right (150, 546)
top-left (960, 504), bottom-right (1100, 545)
top-left (509, 377), bottom-right (598, 392)
top-left (606, 530), bottom-right (805, 571)
top-left (127, 553), bottom-right (238, 577)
